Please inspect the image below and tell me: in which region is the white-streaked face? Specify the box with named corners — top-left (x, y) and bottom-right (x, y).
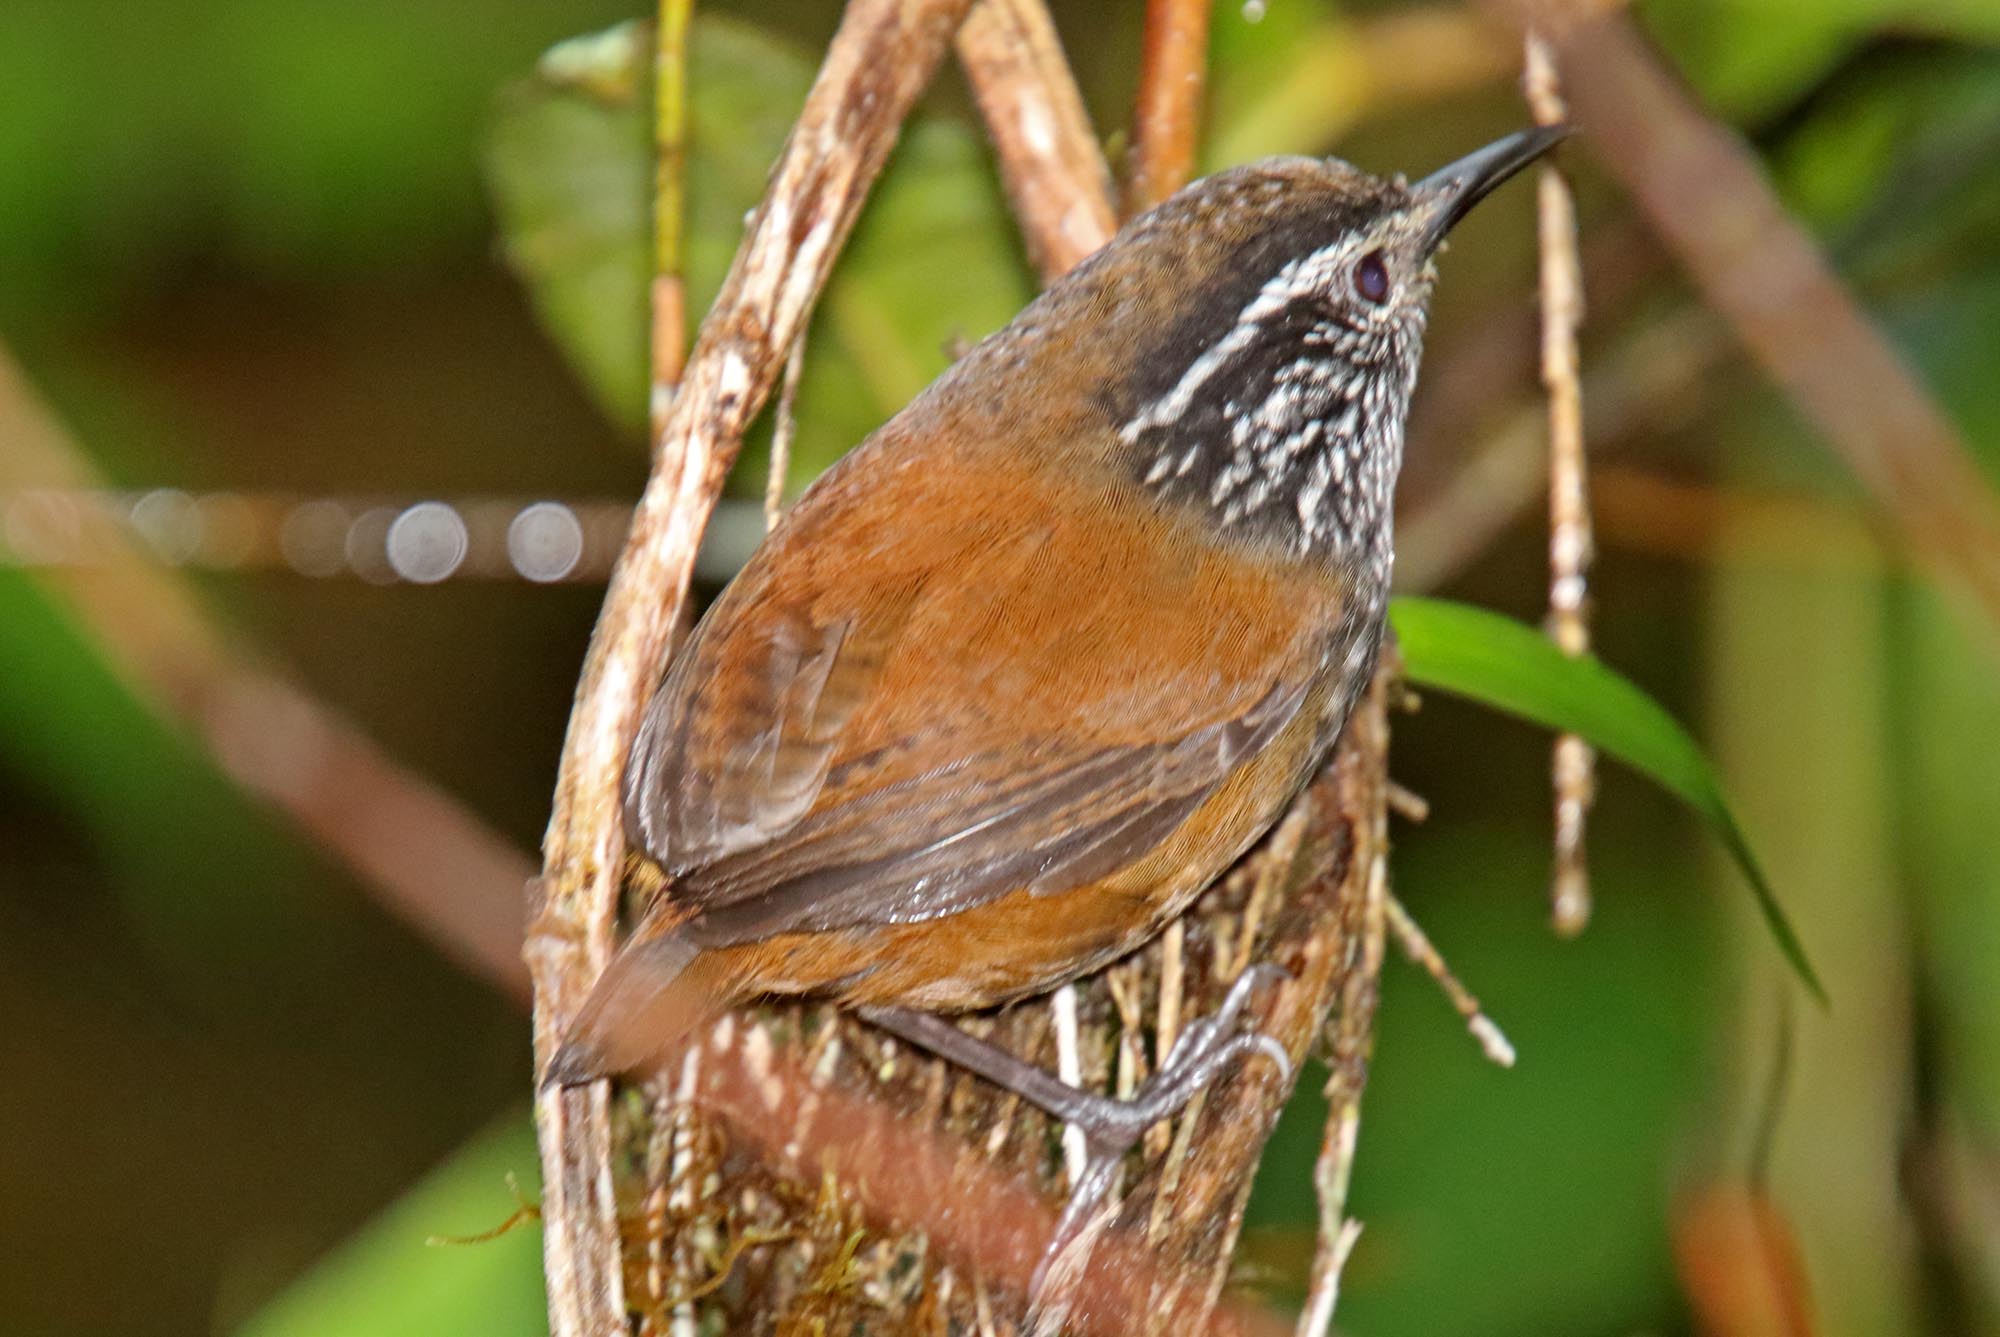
top-left (1119, 198), bottom-right (1441, 562)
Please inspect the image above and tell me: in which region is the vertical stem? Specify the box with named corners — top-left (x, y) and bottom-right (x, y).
top-left (1123, 0), bottom-right (1213, 215)
top-left (1524, 30), bottom-right (1596, 937)
top-left (652, 0), bottom-right (694, 417)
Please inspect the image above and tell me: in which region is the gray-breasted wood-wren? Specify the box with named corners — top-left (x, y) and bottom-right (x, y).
top-left (549, 126), bottom-right (1565, 1274)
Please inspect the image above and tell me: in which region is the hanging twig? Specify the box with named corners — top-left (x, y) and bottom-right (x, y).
top-left (1385, 893), bottom-right (1516, 1068)
top-left (1490, 0), bottom-right (2000, 644)
top-left (1124, 0), bottom-right (1214, 213)
top-left (525, 5), bottom-right (975, 1333)
top-left (1523, 30), bottom-right (1596, 937)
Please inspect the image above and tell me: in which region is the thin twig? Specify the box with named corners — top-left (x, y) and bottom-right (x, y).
top-left (1397, 309), bottom-right (1723, 594)
top-left (1123, 0), bottom-right (1213, 215)
top-left (765, 331), bottom-right (806, 532)
top-left (1523, 29), bottom-right (1596, 938)
top-left (1051, 982), bottom-right (1089, 1189)
top-left (1149, 917), bottom-right (1187, 1159)
top-left (1385, 893), bottom-right (1516, 1068)
top-left (956, 0), bottom-right (1118, 282)
top-left (525, 5), bottom-right (975, 1333)
top-left (1385, 779), bottom-right (1430, 823)
top-left (1497, 0), bottom-right (2000, 644)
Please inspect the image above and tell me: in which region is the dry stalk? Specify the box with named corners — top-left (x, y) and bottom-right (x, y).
top-left (1385, 893), bottom-right (1516, 1069)
top-left (1523, 30), bottom-right (1597, 937)
top-left (525, 4), bottom-right (975, 1333)
top-left (1397, 309), bottom-right (1723, 594)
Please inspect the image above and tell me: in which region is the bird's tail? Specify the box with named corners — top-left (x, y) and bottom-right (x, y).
top-left (541, 932), bottom-right (717, 1088)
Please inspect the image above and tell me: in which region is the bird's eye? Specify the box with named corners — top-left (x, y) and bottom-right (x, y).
top-left (1353, 251), bottom-right (1390, 305)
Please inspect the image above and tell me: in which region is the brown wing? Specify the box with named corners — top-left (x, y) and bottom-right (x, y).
top-left (622, 448), bottom-right (1335, 948)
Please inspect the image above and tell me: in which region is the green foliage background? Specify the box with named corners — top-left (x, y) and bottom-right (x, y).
top-left (1, 2), bottom-right (1997, 1334)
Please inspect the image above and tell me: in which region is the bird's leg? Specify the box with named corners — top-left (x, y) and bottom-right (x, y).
top-left (859, 963), bottom-right (1292, 1293)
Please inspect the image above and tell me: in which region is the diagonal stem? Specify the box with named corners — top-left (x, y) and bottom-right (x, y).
top-left (526, 4), bottom-right (976, 1333)
top-left (957, 0), bottom-right (1117, 282)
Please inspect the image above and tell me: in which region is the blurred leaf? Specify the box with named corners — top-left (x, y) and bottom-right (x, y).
top-left (0, 571), bottom-right (302, 958)
top-left (1779, 46), bottom-right (2000, 269)
top-left (1640, 0), bottom-right (2000, 125)
top-left (485, 17), bottom-right (811, 433)
top-left (1206, 8), bottom-right (1506, 168)
top-left (484, 17), bottom-right (1032, 462)
top-left (1894, 583), bottom-right (2000, 1127)
top-left (238, 1111), bottom-right (544, 1337)
top-left (1389, 596), bottom-right (1826, 1003)
top-left (1246, 824), bottom-right (1715, 1333)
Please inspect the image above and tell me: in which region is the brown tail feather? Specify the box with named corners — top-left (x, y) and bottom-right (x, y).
top-left (542, 934), bottom-right (721, 1087)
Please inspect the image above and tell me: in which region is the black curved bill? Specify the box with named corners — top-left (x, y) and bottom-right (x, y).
top-left (1415, 124), bottom-right (1570, 252)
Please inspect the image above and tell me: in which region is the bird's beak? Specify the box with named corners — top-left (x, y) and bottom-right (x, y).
top-left (1413, 124), bottom-right (1570, 253)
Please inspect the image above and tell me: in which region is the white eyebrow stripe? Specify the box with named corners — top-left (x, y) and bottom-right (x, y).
top-left (1119, 238), bottom-right (1357, 441)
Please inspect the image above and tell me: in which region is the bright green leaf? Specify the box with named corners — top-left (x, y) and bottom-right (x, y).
top-left (1389, 595), bottom-right (1827, 1004)
top-left (238, 1112), bottom-right (545, 1337)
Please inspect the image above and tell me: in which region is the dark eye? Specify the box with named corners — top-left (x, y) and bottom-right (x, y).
top-left (1353, 251), bottom-right (1390, 305)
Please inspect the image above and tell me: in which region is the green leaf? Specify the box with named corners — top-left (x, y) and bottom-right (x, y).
top-left (485, 17), bottom-right (814, 434)
top-left (1389, 596), bottom-right (1826, 1004)
top-left (238, 1112), bottom-right (545, 1337)
top-left (483, 17), bottom-right (1033, 466)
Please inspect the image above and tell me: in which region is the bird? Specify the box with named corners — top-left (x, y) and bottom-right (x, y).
top-left (547, 125), bottom-right (1564, 1266)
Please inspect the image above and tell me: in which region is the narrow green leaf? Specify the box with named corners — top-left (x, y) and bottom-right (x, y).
top-left (1389, 596), bottom-right (1826, 1005)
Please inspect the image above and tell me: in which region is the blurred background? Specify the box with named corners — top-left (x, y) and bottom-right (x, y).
top-left (2, 1), bottom-right (1998, 1333)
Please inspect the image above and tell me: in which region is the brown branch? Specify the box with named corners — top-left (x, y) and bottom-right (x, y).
top-left (1123, 0), bottom-right (1214, 215)
top-left (0, 345), bottom-right (535, 1002)
top-left (524, 3), bottom-right (976, 1333)
top-left (1492, 1), bottom-right (2000, 643)
top-left (1587, 467), bottom-right (1889, 570)
top-left (957, 0), bottom-right (1118, 282)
